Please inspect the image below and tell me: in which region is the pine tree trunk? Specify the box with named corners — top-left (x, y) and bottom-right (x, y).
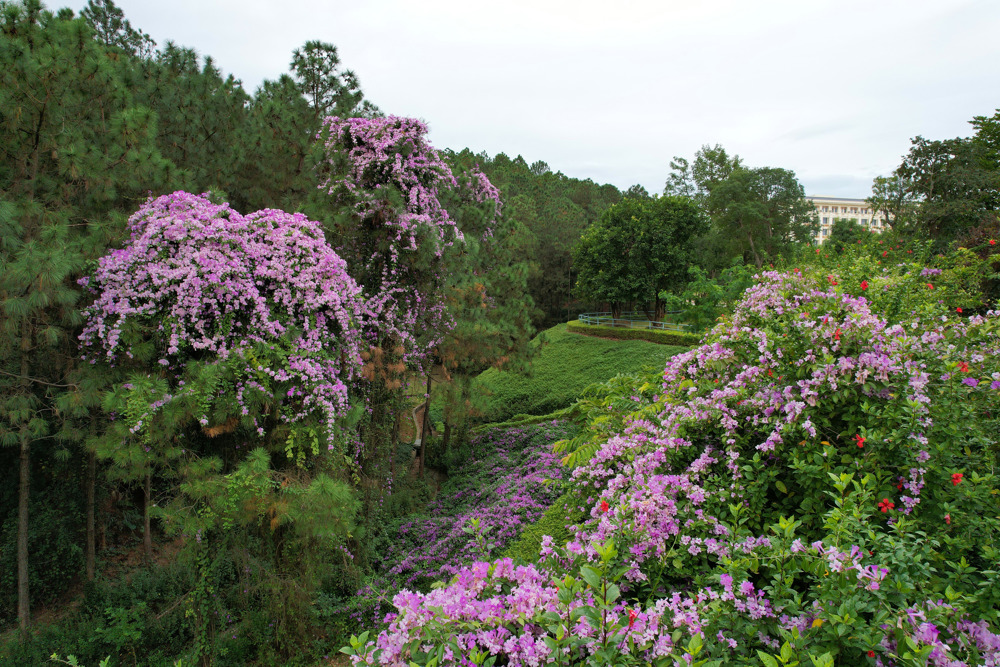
top-left (86, 449), bottom-right (96, 580)
top-left (143, 471), bottom-right (152, 561)
top-left (18, 435), bottom-right (30, 636)
top-left (419, 375), bottom-right (432, 478)
top-left (17, 323), bottom-right (31, 636)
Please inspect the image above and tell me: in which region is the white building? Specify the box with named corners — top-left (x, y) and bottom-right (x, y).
top-left (806, 196), bottom-right (889, 244)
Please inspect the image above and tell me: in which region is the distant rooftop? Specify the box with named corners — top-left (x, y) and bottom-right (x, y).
top-left (806, 195), bottom-right (868, 202)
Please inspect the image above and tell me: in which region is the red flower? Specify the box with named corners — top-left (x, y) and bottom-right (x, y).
top-left (957, 307), bottom-right (963, 313)
top-left (897, 479), bottom-right (903, 490)
top-left (854, 434), bottom-right (866, 448)
top-left (926, 283), bottom-right (934, 290)
top-left (882, 250), bottom-right (888, 257)
top-left (861, 280), bottom-right (868, 290)
top-left (834, 328), bottom-right (842, 341)
top-left (945, 513), bottom-right (951, 525)
top-left (628, 608), bottom-right (638, 628)
top-left (868, 650), bottom-right (876, 658)
top-left (959, 362), bottom-right (969, 373)
top-left (952, 472), bottom-right (963, 486)
top-left (815, 248), bottom-right (821, 254)
top-left (600, 499), bottom-right (609, 512)
top-left (878, 498), bottom-right (895, 512)
top-left (991, 239), bottom-right (997, 246)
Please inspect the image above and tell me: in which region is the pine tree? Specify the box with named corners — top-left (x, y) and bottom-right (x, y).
top-left (0, 1), bottom-right (172, 630)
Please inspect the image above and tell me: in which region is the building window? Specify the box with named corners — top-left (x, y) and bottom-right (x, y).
top-left (822, 217), bottom-right (828, 224)
top-left (862, 218), bottom-right (867, 225)
top-left (822, 206), bottom-right (828, 212)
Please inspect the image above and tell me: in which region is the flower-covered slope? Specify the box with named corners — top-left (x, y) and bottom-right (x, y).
top-left (347, 266), bottom-right (1000, 667)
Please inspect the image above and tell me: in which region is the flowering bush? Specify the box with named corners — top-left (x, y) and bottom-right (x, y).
top-left (346, 262), bottom-right (1000, 666)
top-left (330, 422), bottom-right (574, 634)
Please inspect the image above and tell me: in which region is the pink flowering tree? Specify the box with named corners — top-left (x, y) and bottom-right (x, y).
top-left (80, 191), bottom-right (371, 657)
top-left (317, 115), bottom-right (500, 362)
top-left (345, 259), bottom-right (1000, 666)
top-left (314, 116), bottom-right (534, 509)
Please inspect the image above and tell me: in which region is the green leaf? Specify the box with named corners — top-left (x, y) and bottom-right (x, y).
top-left (580, 565), bottom-right (602, 589)
top-left (758, 651), bottom-right (780, 667)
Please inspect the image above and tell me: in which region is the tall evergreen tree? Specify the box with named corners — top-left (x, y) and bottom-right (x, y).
top-left (0, 0), bottom-right (172, 631)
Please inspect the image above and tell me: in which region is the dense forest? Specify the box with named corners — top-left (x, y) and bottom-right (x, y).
top-left (2, 1), bottom-right (1000, 666)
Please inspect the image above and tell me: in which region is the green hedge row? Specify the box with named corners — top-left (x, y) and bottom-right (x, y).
top-left (566, 319), bottom-right (701, 346)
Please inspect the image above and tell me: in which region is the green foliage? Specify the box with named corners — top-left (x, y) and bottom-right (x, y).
top-left (471, 151), bottom-right (622, 328)
top-left (573, 195), bottom-right (703, 317)
top-left (0, 500), bottom-right (84, 621)
top-left (472, 324), bottom-right (686, 424)
top-left (565, 319), bottom-right (701, 346)
top-left (502, 492), bottom-right (584, 563)
top-left (1, 563), bottom-right (192, 666)
top-left (870, 107), bottom-right (1000, 248)
top-left (665, 144), bottom-right (816, 267)
top-left (826, 218), bottom-right (868, 253)
top-left (799, 234), bottom-right (985, 320)
top-left (660, 260), bottom-right (756, 333)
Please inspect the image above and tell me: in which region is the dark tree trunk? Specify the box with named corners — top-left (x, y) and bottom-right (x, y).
top-left (86, 449), bottom-right (96, 580)
top-left (18, 436), bottom-right (30, 636)
top-left (17, 324), bottom-right (31, 636)
top-left (419, 374), bottom-right (432, 478)
top-left (143, 471), bottom-right (152, 560)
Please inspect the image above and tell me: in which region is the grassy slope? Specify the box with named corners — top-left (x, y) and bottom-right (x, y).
top-left (474, 323), bottom-right (687, 424)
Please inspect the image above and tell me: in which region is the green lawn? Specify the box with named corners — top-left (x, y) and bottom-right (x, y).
top-left (472, 323), bottom-right (688, 424)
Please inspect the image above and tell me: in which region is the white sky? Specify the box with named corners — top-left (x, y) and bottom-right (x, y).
top-left (69, 0), bottom-right (1000, 198)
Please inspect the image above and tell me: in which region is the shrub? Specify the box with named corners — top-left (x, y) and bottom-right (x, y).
top-left (346, 260), bottom-right (1000, 666)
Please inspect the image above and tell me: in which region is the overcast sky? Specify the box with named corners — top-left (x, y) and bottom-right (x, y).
top-left (68, 0), bottom-right (1000, 198)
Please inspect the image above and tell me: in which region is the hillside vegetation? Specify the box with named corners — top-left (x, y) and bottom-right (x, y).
top-left (472, 323), bottom-right (689, 424)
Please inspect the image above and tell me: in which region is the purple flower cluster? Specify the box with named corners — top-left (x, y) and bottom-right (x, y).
top-left (80, 191), bottom-right (370, 436)
top-left (318, 116), bottom-right (503, 366)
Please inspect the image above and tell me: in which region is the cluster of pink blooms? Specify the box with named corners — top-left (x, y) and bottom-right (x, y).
top-left (80, 191), bottom-right (371, 434)
top-left (318, 116), bottom-right (502, 365)
top-left (351, 269), bottom-right (1000, 666)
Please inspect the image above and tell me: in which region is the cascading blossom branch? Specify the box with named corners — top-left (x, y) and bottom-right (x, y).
top-left (80, 191), bottom-right (371, 435)
top-left (318, 115), bottom-right (503, 364)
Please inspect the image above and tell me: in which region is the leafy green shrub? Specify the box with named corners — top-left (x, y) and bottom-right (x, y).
top-left (502, 492), bottom-right (585, 563)
top-left (565, 319), bottom-right (701, 346)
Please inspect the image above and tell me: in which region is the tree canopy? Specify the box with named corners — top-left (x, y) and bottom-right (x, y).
top-left (573, 195), bottom-right (702, 318)
top-left (664, 145), bottom-right (815, 267)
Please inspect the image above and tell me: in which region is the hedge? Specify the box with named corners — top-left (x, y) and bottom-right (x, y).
top-left (566, 319), bottom-right (701, 346)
